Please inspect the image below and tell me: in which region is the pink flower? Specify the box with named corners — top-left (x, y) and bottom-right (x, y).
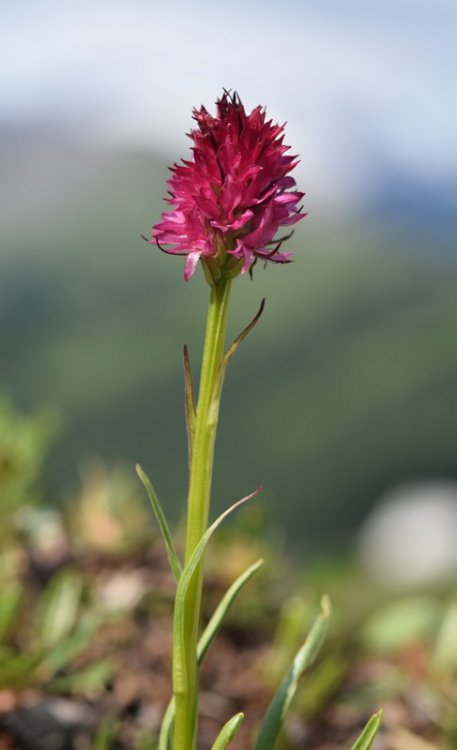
top-left (150, 91), bottom-right (305, 282)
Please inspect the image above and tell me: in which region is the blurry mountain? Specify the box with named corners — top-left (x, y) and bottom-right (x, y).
top-left (363, 154), bottom-right (457, 242)
top-left (0, 122), bottom-right (168, 246)
top-left (1, 126), bottom-right (457, 547)
top-left (374, 175), bottom-right (457, 232)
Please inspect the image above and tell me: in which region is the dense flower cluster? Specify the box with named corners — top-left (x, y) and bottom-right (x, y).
top-left (151, 91), bottom-right (305, 281)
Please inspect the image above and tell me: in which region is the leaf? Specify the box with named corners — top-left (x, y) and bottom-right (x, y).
top-left (158, 558), bottom-right (263, 750)
top-left (220, 298), bottom-right (265, 373)
top-left (40, 614), bottom-right (101, 676)
top-left (349, 710), bottom-right (383, 750)
top-left (136, 464), bottom-right (182, 582)
top-left (158, 699), bottom-right (175, 750)
top-left (92, 716), bottom-right (119, 750)
top-left (49, 659), bottom-right (114, 696)
top-left (0, 582), bottom-right (22, 643)
top-left (361, 597), bottom-right (440, 654)
top-left (173, 487), bottom-right (262, 695)
top-left (136, 732), bottom-right (157, 750)
top-left (198, 558), bottom-right (264, 663)
top-left (0, 646), bottom-right (43, 687)
top-left (210, 299), bottom-right (265, 406)
top-left (210, 713), bottom-right (244, 750)
top-left (298, 652), bottom-right (347, 717)
top-left (253, 596), bottom-right (331, 750)
top-left (35, 569), bottom-right (84, 649)
top-left (183, 344), bottom-right (196, 458)
top-left (432, 600), bottom-right (457, 674)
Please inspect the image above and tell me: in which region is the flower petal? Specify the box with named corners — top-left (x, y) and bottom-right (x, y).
top-left (184, 251), bottom-right (201, 281)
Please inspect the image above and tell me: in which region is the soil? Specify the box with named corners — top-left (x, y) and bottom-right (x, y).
top-left (0, 543), bottom-right (451, 750)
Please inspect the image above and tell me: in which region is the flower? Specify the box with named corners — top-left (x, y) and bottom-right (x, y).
top-left (150, 91), bottom-right (305, 282)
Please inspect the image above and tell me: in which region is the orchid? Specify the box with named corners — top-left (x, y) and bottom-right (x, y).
top-left (139, 92), bottom-right (381, 750)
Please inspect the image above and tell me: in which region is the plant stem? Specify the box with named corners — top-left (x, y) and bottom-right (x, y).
top-left (173, 276), bottom-right (232, 750)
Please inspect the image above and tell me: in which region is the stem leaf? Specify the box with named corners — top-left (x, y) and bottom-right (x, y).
top-left (210, 712), bottom-right (244, 750)
top-left (349, 710), bottom-right (383, 750)
top-left (158, 699), bottom-right (175, 750)
top-left (198, 558), bottom-right (263, 663)
top-left (136, 464), bottom-right (182, 582)
top-left (253, 596), bottom-right (331, 750)
top-left (210, 298), bottom-right (265, 407)
top-left (222, 298), bottom-right (265, 371)
top-left (173, 487), bottom-right (262, 695)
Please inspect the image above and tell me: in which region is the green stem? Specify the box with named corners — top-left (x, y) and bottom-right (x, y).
top-left (173, 276), bottom-right (232, 750)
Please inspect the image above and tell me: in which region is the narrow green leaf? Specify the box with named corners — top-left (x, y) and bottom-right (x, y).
top-left (210, 299), bottom-right (265, 406)
top-left (158, 698), bottom-right (175, 750)
top-left (49, 659), bottom-right (114, 696)
top-left (40, 614), bottom-right (101, 676)
top-left (198, 558), bottom-right (263, 663)
top-left (173, 487), bottom-right (262, 695)
top-left (210, 713), bottom-right (244, 750)
top-left (349, 710), bottom-right (383, 750)
top-left (92, 716), bottom-right (119, 750)
top-left (221, 298), bottom-right (265, 372)
top-left (254, 596), bottom-right (331, 750)
top-left (159, 558), bottom-right (263, 749)
top-left (0, 646), bottom-right (43, 687)
top-left (136, 464), bottom-right (182, 582)
top-left (136, 732), bottom-right (157, 750)
top-left (0, 582), bottom-right (22, 643)
top-left (432, 601), bottom-right (457, 673)
top-left (183, 344), bottom-right (197, 458)
top-left (35, 569), bottom-right (83, 648)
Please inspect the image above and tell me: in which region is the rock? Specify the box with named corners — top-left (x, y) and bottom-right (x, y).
top-left (357, 481), bottom-right (457, 589)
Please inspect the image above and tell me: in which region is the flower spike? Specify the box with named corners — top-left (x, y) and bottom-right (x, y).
top-left (150, 91), bottom-right (305, 281)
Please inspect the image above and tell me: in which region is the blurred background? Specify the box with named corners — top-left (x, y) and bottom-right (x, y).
top-left (1, 0), bottom-right (457, 567)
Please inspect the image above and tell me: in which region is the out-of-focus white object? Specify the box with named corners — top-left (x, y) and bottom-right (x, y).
top-left (357, 481), bottom-right (457, 589)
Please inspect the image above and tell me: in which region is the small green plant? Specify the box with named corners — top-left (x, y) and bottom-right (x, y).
top-left (138, 91), bottom-right (382, 750)
top-left (0, 398), bottom-right (57, 529)
top-left (0, 401), bottom-right (112, 701)
top-left (0, 566), bottom-right (111, 696)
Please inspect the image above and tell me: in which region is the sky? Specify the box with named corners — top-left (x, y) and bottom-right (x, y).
top-left (1, 0), bottom-right (456, 209)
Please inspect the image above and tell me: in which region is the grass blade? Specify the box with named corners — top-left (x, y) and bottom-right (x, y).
top-left (210, 713), bottom-right (244, 750)
top-left (349, 710), bottom-right (383, 750)
top-left (173, 487), bottom-right (262, 694)
top-left (136, 464), bottom-right (182, 582)
top-left (254, 595), bottom-right (331, 750)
